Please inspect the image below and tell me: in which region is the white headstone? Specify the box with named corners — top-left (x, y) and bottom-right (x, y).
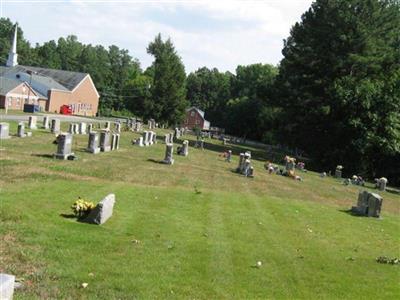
top-left (0, 273), bottom-right (15, 300)
top-left (28, 116), bottom-right (37, 129)
top-left (42, 116), bottom-right (50, 129)
top-left (84, 194), bottom-right (116, 225)
top-left (0, 123), bottom-right (10, 139)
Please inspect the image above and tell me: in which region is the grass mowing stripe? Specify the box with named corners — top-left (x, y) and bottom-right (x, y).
top-left (207, 192), bottom-right (236, 299)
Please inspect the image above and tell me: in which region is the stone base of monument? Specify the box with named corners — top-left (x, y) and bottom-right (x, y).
top-left (87, 148), bottom-right (100, 154)
top-left (101, 146), bottom-right (111, 152)
top-left (161, 158), bottom-right (174, 165)
top-left (54, 152), bottom-right (75, 160)
top-left (84, 194), bottom-right (116, 225)
top-left (0, 273), bottom-right (15, 300)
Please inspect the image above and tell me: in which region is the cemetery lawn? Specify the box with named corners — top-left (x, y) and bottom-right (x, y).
top-left (1, 121), bottom-right (399, 299)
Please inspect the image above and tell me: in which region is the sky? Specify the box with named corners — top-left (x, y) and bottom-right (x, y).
top-left (0, 0), bottom-right (313, 73)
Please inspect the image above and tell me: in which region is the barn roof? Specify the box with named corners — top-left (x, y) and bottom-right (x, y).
top-left (186, 106), bottom-right (205, 118)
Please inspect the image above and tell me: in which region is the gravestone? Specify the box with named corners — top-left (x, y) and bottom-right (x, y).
top-left (51, 119), bottom-right (61, 134)
top-left (164, 133), bottom-right (170, 144)
top-left (105, 121), bottom-right (111, 130)
top-left (376, 177), bottom-right (388, 191)
top-left (87, 123), bottom-right (93, 133)
top-left (68, 123), bottom-right (74, 134)
top-left (169, 132), bottom-right (174, 144)
top-left (236, 152), bottom-right (254, 177)
top-left (175, 128), bottom-right (181, 139)
top-left (84, 194), bottom-right (116, 225)
top-left (148, 131), bottom-right (154, 145)
top-left (111, 133), bottom-right (120, 150)
top-left (178, 140), bottom-right (189, 156)
top-left (87, 132), bottom-right (100, 154)
top-left (152, 131), bottom-right (157, 144)
top-left (42, 116), bottom-right (50, 129)
top-left (0, 122), bottom-right (10, 139)
top-left (115, 122), bottom-right (121, 133)
top-left (74, 123), bottom-right (79, 134)
top-left (17, 122), bottom-right (26, 138)
top-left (28, 116), bottom-right (37, 129)
top-left (134, 122), bottom-right (142, 132)
top-left (161, 143), bottom-right (174, 165)
top-left (285, 158), bottom-right (296, 173)
top-left (226, 150), bottom-right (232, 162)
top-left (79, 122), bottom-right (87, 134)
top-left (54, 133), bottom-right (74, 160)
top-left (100, 131), bottom-right (111, 152)
top-left (243, 159), bottom-right (253, 177)
top-left (0, 273), bottom-right (15, 300)
top-left (237, 153), bottom-right (245, 173)
top-left (143, 131), bottom-right (150, 146)
top-left (351, 191), bottom-right (383, 218)
top-left (135, 136), bottom-right (144, 147)
top-left (335, 166), bottom-right (343, 178)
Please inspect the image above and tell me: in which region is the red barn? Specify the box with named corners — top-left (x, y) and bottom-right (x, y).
top-left (183, 107), bottom-right (210, 130)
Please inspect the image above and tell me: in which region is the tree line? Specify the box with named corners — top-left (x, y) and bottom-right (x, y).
top-left (0, 0), bottom-right (399, 185)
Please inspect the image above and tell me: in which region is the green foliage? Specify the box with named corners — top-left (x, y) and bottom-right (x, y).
top-left (147, 33), bottom-right (188, 125)
top-left (186, 64), bottom-right (278, 140)
top-left (186, 67), bottom-right (233, 125)
top-left (0, 18), bottom-right (36, 66)
top-left (276, 0), bottom-right (400, 184)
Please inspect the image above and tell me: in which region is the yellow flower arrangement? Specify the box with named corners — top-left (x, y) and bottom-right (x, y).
top-left (71, 198), bottom-right (96, 218)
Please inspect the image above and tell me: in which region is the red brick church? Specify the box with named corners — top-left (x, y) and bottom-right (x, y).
top-left (0, 25), bottom-right (99, 116)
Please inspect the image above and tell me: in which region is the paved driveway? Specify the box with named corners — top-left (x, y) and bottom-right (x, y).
top-left (0, 113), bottom-right (116, 123)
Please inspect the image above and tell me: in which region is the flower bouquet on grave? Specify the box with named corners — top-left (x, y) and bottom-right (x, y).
top-left (71, 198), bottom-right (96, 219)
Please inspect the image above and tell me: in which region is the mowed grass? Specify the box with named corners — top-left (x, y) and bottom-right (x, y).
top-left (0, 121), bottom-right (399, 299)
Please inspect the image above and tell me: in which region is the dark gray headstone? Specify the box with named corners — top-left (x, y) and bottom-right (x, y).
top-left (100, 131), bottom-right (111, 152)
top-left (351, 191), bottom-right (383, 218)
top-left (161, 143), bottom-right (174, 165)
top-left (87, 132), bottom-right (100, 154)
top-left (54, 133), bottom-right (74, 160)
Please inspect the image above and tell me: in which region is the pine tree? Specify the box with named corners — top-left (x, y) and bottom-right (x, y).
top-left (276, 0), bottom-right (400, 183)
top-left (147, 34), bottom-right (187, 125)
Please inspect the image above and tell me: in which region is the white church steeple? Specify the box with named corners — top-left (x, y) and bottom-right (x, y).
top-left (6, 24), bottom-right (18, 67)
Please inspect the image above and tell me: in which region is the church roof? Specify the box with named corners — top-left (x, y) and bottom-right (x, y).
top-left (0, 65), bottom-right (88, 91)
top-left (18, 66), bottom-right (87, 91)
top-left (0, 76), bottom-right (23, 95)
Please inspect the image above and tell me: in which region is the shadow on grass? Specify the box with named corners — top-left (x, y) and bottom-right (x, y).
top-left (60, 213), bottom-right (76, 219)
top-left (175, 137), bottom-right (270, 162)
top-left (60, 213), bottom-right (99, 225)
top-left (338, 209), bottom-right (367, 218)
top-left (147, 158), bottom-right (163, 164)
top-left (386, 188), bottom-right (400, 195)
top-left (31, 153), bottom-right (54, 159)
